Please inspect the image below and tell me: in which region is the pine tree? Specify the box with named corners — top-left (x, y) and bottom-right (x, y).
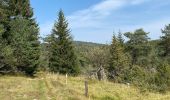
top-left (124, 29), bottom-right (151, 65)
top-left (159, 24), bottom-right (170, 57)
top-left (109, 34), bottom-right (129, 82)
top-left (49, 10), bottom-right (80, 75)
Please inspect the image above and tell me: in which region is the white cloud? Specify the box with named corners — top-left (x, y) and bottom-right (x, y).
top-left (120, 18), bottom-right (170, 39)
top-left (131, 0), bottom-right (149, 5)
top-left (92, 0), bottom-right (126, 14)
top-left (39, 0), bottom-right (150, 37)
top-left (71, 18), bottom-right (170, 43)
top-left (68, 0), bottom-right (149, 29)
top-left (68, 0), bottom-right (125, 29)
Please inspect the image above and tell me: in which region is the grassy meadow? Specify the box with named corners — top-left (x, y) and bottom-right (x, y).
top-left (0, 73), bottom-right (170, 100)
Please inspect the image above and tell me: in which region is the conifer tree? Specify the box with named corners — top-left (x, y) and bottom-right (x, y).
top-left (0, 0), bottom-right (15, 74)
top-left (49, 10), bottom-right (80, 75)
top-left (9, 0), bottom-right (33, 18)
top-left (0, 24), bottom-right (5, 72)
top-left (109, 34), bottom-right (129, 81)
top-left (124, 29), bottom-right (151, 65)
top-left (0, 0), bottom-right (10, 42)
top-left (159, 24), bottom-right (170, 57)
top-left (0, 0), bottom-right (40, 75)
top-left (117, 30), bottom-right (124, 46)
top-left (9, 17), bottom-right (39, 75)
top-left (8, 0), bottom-right (40, 76)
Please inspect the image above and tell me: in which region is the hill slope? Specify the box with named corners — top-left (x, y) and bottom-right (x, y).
top-left (0, 74), bottom-right (170, 100)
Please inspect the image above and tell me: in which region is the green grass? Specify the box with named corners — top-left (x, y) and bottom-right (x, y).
top-left (0, 73), bottom-right (170, 100)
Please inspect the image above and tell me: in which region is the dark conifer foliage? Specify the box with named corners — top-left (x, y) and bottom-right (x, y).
top-left (0, 0), bottom-right (40, 76)
top-left (9, 0), bottom-right (40, 76)
top-left (124, 29), bottom-right (151, 65)
top-left (108, 33), bottom-right (129, 82)
top-left (9, 0), bottom-right (33, 18)
top-left (117, 30), bottom-right (124, 46)
top-left (49, 10), bottom-right (80, 75)
top-left (10, 17), bottom-right (40, 75)
top-left (159, 24), bottom-right (170, 57)
top-left (0, 0), bottom-right (14, 74)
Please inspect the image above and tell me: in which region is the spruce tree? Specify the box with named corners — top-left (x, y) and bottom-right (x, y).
top-left (117, 30), bottom-right (124, 46)
top-left (9, 0), bottom-right (33, 18)
top-left (109, 34), bottom-right (129, 82)
top-left (0, 0), bottom-right (15, 74)
top-left (0, 0), bottom-right (10, 42)
top-left (0, 24), bottom-right (5, 73)
top-left (9, 17), bottom-right (39, 75)
top-left (0, 0), bottom-right (40, 75)
top-left (8, 0), bottom-right (40, 76)
top-left (49, 10), bottom-right (80, 75)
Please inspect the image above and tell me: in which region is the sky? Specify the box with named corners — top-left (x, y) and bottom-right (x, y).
top-left (30, 0), bottom-right (170, 44)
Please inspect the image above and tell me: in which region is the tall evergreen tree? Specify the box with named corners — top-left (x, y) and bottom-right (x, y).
top-left (108, 34), bottom-right (129, 81)
top-left (0, 24), bottom-right (5, 73)
top-left (159, 24), bottom-right (170, 57)
top-left (117, 30), bottom-right (124, 46)
top-left (0, 0), bottom-right (40, 75)
top-left (0, 0), bottom-right (9, 19)
top-left (0, 0), bottom-right (10, 42)
top-left (9, 0), bottom-right (33, 18)
top-left (124, 29), bottom-right (151, 65)
top-left (9, 17), bottom-right (39, 75)
top-left (0, 0), bottom-right (15, 74)
top-left (8, 0), bottom-right (40, 76)
top-left (49, 10), bottom-right (80, 75)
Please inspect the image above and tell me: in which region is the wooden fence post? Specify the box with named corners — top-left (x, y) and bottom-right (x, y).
top-left (85, 80), bottom-right (88, 97)
top-left (66, 74), bottom-right (68, 85)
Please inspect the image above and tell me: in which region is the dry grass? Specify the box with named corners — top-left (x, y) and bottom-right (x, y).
top-left (0, 73), bottom-right (170, 100)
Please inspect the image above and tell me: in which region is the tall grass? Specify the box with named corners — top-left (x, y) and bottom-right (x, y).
top-left (0, 73), bottom-right (170, 100)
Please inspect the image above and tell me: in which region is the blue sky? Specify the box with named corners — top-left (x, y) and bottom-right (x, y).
top-left (30, 0), bottom-right (170, 43)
